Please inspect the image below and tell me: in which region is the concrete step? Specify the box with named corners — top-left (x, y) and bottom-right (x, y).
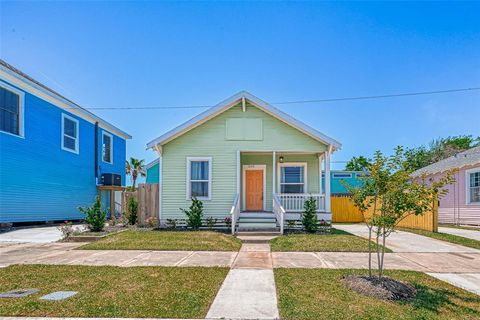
top-left (238, 218), bottom-right (277, 223)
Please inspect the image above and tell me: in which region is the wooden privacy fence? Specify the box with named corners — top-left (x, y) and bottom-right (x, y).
top-left (331, 196), bottom-right (438, 232)
top-left (122, 183), bottom-right (159, 225)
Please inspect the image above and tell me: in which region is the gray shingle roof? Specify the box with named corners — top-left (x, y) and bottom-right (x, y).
top-left (412, 146), bottom-right (480, 177)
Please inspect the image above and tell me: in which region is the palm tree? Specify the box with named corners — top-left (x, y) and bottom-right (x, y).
top-left (126, 157), bottom-right (146, 191)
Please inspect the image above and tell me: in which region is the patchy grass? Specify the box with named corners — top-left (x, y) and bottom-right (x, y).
top-left (275, 268), bottom-right (480, 320)
top-left (398, 228), bottom-right (480, 250)
top-left (0, 264), bottom-right (228, 318)
top-left (79, 230), bottom-right (242, 251)
top-left (439, 224), bottom-right (480, 231)
top-left (270, 228), bottom-right (392, 252)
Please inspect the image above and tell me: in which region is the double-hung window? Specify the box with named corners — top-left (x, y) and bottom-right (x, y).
top-left (0, 84), bottom-right (23, 137)
top-left (102, 132), bottom-right (113, 164)
top-left (279, 163), bottom-right (307, 193)
top-left (61, 114), bottom-right (79, 153)
top-left (467, 170), bottom-right (480, 204)
top-left (187, 157), bottom-right (212, 200)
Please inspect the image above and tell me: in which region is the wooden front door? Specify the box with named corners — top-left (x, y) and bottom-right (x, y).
top-left (245, 169), bottom-right (264, 211)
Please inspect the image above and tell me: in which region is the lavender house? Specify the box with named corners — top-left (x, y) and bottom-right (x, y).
top-left (412, 146), bottom-right (480, 225)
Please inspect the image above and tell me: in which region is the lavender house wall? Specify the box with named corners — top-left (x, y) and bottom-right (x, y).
top-left (430, 164), bottom-right (480, 225)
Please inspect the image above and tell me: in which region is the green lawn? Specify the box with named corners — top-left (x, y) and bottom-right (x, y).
top-left (270, 228), bottom-right (392, 252)
top-left (0, 265), bottom-right (228, 318)
top-left (79, 230), bottom-right (242, 251)
top-left (398, 227), bottom-right (480, 250)
top-left (275, 268), bottom-right (480, 320)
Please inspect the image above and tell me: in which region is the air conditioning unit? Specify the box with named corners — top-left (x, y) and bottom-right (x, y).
top-left (101, 173), bottom-right (121, 186)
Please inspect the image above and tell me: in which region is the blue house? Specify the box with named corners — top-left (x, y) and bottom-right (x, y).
top-left (145, 158), bottom-right (365, 195)
top-left (0, 60), bottom-right (131, 223)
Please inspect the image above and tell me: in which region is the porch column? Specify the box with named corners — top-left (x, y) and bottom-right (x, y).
top-left (272, 151), bottom-right (276, 197)
top-left (318, 153), bottom-right (323, 196)
top-left (236, 150), bottom-right (241, 195)
top-left (324, 148), bottom-right (331, 213)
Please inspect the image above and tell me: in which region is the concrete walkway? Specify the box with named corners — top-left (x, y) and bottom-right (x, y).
top-left (427, 273), bottom-right (480, 296)
top-left (439, 226), bottom-right (480, 241)
top-left (334, 223), bottom-right (480, 253)
top-left (206, 242), bottom-right (280, 320)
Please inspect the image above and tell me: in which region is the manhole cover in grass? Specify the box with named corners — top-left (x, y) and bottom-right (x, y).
top-left (40, 291), bottom-right (78, 301)
top-left (0, 289), bottom-right (40, 298)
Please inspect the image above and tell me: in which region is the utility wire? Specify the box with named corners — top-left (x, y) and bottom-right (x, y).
top-left (85, 87), bottom-right (480, 110)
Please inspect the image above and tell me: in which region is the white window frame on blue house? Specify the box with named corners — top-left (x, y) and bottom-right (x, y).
top-left (61, 113), bottom-right (79, 154)
top-left (102, 131), bottom-right (113, 164)
top-left (186, 156), bottom-right (212, 200)
top-left (0, 81), bottom-right (25, 138)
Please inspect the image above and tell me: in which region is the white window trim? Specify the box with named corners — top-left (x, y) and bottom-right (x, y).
top-left (61, 113), bottom-right (79, 154)
top-left (102, 131), bottom-right (113, 164)
top-left (186, 157), bottom-right (212, 200)
top-left (465, 168), bottom-right (480, 205)
top-left (0, 81), bottom-right (25, 138)
top-left (277, 162), bottom-right (308, 194)
top-left (242, 164), bottom-right (267, 211)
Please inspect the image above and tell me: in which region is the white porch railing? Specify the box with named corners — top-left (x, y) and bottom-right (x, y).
top-left (273, 194), bottom-right (285, 234)
top-left (230, 194), bottom-right (240, 235)
top-left (276, 193), bottom-right (325, 212)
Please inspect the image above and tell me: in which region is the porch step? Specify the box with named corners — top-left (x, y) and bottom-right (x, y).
top-left (236, 216), bottom-right (279, 232)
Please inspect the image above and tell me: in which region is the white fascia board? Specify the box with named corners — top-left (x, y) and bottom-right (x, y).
top-left (146, 90), bottom-right (342, 151)
top-left (0, 67), bottom-right (132, 140)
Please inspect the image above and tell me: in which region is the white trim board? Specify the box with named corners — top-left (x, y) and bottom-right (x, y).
top-left (242, 164), bottom-right (267, 211)
top-left (102, 131), bottom-right (113, 164)
top-left (465, 168), bottom-right (480, 205)
top-left (61, 113), bottom-right (80, 154)
top-left (0, 66), bottom-right (131, 140)
top-left (146, 91), bottom-right (341, 150)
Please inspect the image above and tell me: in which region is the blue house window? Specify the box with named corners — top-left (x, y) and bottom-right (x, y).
top-left (61, 114), bottom-right (79, 154)
top-left (0, 84), bottom-right (23, 137)
top-left (102, 132), bottom-right (113, 164)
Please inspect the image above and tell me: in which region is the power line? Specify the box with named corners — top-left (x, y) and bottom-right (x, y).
top-left (84, 86), bottom-right (480, 110)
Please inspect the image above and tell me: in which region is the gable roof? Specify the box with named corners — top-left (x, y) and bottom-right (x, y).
top-left (412, 146), bottom-right (480, 177)
top-left (0, 59), bottom-right (131, 140)
top-left (145, 158), bottom-right (159, 170)
top-left (146, 91), bottom-right (341, 150)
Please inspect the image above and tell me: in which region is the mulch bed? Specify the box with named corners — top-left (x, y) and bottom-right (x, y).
top-left (343, 275), bottom-right (417, 301)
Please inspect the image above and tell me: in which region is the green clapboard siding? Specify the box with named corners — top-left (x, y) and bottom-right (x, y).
top-left (161, 103), bottom-right (327, 219)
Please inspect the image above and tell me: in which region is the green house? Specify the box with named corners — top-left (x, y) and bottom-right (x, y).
top-left (146, 91), bottom-right (342, 233)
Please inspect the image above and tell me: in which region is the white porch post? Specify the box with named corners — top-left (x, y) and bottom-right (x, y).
top-left (272, 151), bottom-right (276, 198)
top-left (324, 148), bottom-right (331, 213)
top-left (318, 153), bottom-right (323, 196)
top-left (236, 150), bottom-right (241, 195)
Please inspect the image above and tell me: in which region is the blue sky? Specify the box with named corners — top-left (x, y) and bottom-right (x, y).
top-left (1, 1), bottom-right (479, 169)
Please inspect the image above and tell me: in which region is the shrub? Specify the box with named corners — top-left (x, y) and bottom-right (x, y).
top-left (79, 196), bottom-right (107, 232)
top-left (302, 196), bottom-right (318, 233)
top-left (224, 216), bottom-right (232, 230)
top-left (58, 221), bottom-right (74, 240)
top-left (146, 217), bottom-right (159, 228)
top-left (286, 219), bottom-right (296, 230)
top-left (206, 217), bottom-right (217, 230)
top-left (125, 196), bottom-right (138, 225)
top-left (166, 218), bottom-right (177, 230)
top-left (180, 197), bottom-right (204, 230)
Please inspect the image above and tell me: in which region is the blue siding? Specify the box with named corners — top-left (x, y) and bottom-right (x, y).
top-left (146, 162), bottom-right (159, 184)
top-left (0, 79), bottom-right (127, 223)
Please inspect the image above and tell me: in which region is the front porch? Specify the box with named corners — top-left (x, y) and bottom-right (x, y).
top-left (231, 150), bottom-right (333, 234)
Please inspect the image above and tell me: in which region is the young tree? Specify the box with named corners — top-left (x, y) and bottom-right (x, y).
top-left (180, 197), bottom-right (204, 230)
top-left (302, 197), bottom-right (319, 233)
top-left (126, 157), bottom-right (146, 190)
top-left (345, 156), bottom-right (371, 171)
top-left (346, 147), bottom-right (455, 277)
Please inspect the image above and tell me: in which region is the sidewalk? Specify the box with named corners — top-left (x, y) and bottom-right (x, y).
top-left (1, 242), bottom-right (480, 273)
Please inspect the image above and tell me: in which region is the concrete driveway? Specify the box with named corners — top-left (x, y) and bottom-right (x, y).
top-left (334, 224), bottom-right (480, 253)
top-left (439, 227), bottom-right (480, 241)
top-left (0, 225), bottom-right (84, 243)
